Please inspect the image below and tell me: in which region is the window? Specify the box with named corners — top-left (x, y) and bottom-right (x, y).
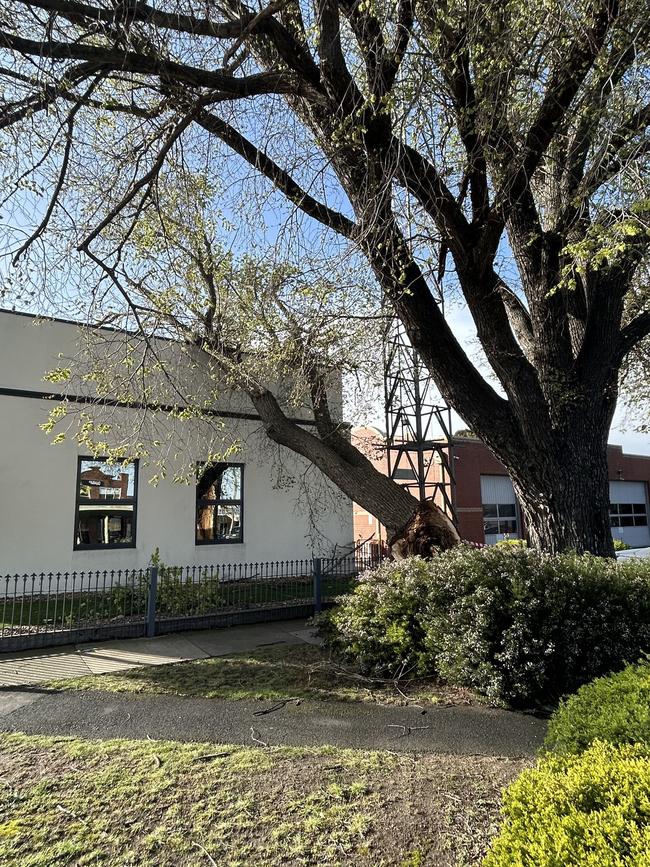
top-left (483, 503), bottom-right (519, 539)
top-left (74, 458), bottom-right (138, 550)
top-left (196, 462), bottom-right (243, 544)
top-left (393, 467), bottom-right (417, 481)
top-left (610, 502), bottom-right (648, 528)
top-left (99, 487), bottom-right (122, 500)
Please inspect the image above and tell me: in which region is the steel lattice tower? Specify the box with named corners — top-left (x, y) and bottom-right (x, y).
top-left (383, 314), bottom-right (457, 520)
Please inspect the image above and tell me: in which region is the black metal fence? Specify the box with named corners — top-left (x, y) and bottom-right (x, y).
top-left (0, 552), bottom-right (382, 652)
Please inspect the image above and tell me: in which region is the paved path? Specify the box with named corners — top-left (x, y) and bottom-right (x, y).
top-left (0, 620), bottom-right (319, 687)
top-left (0, 619), bottom-right (547, 756)
top-left (0, 687), bottom-right (545, 756)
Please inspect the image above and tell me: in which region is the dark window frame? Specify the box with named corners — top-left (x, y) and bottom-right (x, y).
top-left (74, 456), bottom-right (139, 551)
top-left (482, 502), bottom-right (520, 539)
top-left (195, 461), bottom-right (244, 546)
top-left (610, 500), bottom-right (648, 528)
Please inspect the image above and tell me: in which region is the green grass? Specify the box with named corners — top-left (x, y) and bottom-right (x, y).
top-left (0, 732), bottom-right (526, 866)
top-left (46, 643), bottom-right (479, 707)
top-left (1, 576), bottom-right (354, 631)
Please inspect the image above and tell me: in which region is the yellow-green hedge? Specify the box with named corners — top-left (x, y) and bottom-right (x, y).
top-left (544, 661), bottom-right (650, 755)
top-left (483, 741), bottom-right (650, 866)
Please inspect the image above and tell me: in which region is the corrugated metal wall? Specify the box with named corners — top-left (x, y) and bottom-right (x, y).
top-left (480, 475), bottom-right (516, 505)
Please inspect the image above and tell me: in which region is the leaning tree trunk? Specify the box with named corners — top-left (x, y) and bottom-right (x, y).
top-left (389, 502), bottom-right (460, 559)
top-left (248, 387), bottom-right (460, 557)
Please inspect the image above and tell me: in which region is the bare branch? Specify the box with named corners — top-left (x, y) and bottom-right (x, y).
top-left (197, 110), bottom-right (356, 238)
top-left (494, 0), bottom-right (621, 219)
top-left (11, 0), bottom-right (264, 39)
top-left (0, 31), bottom-right (323, 102)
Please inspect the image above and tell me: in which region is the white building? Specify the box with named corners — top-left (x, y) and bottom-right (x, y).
top-left (0, 310), bottom-right (353, 575)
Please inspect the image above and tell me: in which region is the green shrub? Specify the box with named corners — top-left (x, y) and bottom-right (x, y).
top-left (614, 538), bottom-right (632, 551)
top-left (545, 661), bottom-right (650, 755)
top-left (483, 741), bottom-right (650, 866)
top-left (494, 538), bottom-right (527, 548)
top-left (319, 557), bottom-right (433, 676)
top-left (322, 546), bottom-right (650, 706)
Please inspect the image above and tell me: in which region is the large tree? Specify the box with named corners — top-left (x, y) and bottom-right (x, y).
top-left (1, 0), bottom-right (649, 555)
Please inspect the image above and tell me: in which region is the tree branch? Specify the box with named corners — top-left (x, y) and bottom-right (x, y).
top-left (382, 0), bottom-right (415, 93)
top-left (493, 0), bottom-right (620, 219)
top-left (77, 112), bottom-right (195, 252)
top-left (11, 0), bottom-right (262, 39)
top-left (197, 110), bottom-right (356, 238)
top-left (420, 13), bottom-right (489, 220)
top-left (314, 0), bottom-right (357, 106)
top-left (0, 31), bottom-right (323, 102)
top-left (248, 386), bottom-right (420, 535)
top-left (618, 311), bottom-right (650, 360)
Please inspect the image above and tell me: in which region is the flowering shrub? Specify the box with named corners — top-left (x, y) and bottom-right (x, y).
top-left (321, 546), bottom-right (650, 706)
top-left (318, 557), bottom-right (433, 676)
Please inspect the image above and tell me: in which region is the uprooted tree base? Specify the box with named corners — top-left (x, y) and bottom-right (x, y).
top-left (389, 502), bottom-right (461, 559)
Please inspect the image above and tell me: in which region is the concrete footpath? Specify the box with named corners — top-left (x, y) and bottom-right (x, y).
top-left (0, 619), bottom-right (319, 687)
top-left (0, 620), bottom-right (547, 756)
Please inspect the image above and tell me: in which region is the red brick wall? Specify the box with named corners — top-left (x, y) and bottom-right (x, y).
top-left (352, 428), bottom-right (650, 546)
top-left (351, 426), bottom-right (388, 545)
top-left (452, 438), bottom-right (650, 544)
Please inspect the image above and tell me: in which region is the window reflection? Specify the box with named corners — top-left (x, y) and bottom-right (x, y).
top-left (196, 505), bottom-right (242, 542)
top-left (78, 460), bottom-right (135, 500)
top-left (77, 507), bottom-right (134, 545)
top-left (75, 459), bottom-right (137, 549)
top-left (197, 464), bottom-right (242, 501)
top-left (483, 503), bottom-right (520, 542)
top-left (196, 463), bottom-right (243, 544)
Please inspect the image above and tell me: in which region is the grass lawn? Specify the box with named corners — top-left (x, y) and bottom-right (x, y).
top-left (46, 643), bottom-right (479, 707)
top-left (0, 732), bottom-right (526, 866)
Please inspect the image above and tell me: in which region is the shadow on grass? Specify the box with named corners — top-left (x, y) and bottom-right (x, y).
top-left (46, 643), bottom-right (479, 707)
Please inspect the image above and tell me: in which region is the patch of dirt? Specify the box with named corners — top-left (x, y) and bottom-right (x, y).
top-left (0, 733), bottom-right (528, 866)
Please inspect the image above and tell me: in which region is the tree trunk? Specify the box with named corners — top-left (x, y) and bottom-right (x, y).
top-left (514, 471), bottom-right (613, 556)
top-left (248, 387), bottom-right (460, 555)
top-left (503, 421), bottom-right (615, 557)
top-left (389, 502), bottom-right (461, 559)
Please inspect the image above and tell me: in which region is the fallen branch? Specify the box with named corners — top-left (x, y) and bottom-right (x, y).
top-left (193, 751), bottom-right (233, 762)
top-left (386, 724), bottom-right (431, 738)
top-left (192, 841), bottom-right (219, 866)
top-left (56, 804), bottom-right (85, 823)
top-left (393, 681), bottom-right (426, 712)
top-left (253, 697), bottom-right (301, 716)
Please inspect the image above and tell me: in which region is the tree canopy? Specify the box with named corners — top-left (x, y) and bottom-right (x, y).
top-left (1, 0), bottom-right (649, 554)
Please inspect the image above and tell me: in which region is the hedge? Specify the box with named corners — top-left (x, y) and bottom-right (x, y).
top-left (321, 546), bottom-right (650, 706)
top-left (544, 661), bottom-right (650, 755)
top-left (483, 741), bottom-right (650, 867)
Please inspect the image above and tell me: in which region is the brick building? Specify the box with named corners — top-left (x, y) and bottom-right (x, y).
top-left (352, 427), bottom-right (650, 549)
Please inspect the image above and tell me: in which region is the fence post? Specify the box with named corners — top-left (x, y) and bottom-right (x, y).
top-left (312, 558), bottom-right (322, 614)
top-left (146, 566), bottom-right (158, 638)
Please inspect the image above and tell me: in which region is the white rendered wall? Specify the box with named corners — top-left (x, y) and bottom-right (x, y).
top-left (0, 312), bottom-right (353, 575)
